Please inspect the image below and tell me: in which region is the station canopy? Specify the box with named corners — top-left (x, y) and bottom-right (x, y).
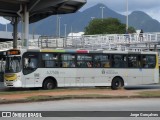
top-left (0, 0), bottom-right (86, 23)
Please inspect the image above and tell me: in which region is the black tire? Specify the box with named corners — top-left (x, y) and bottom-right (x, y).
top-left (43, 78), bottom-right (56, 90)
top-left (111, 77), bottom-right (124, 90)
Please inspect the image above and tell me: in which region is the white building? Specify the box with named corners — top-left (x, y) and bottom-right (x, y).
top-left (68, 32), bottom-right (84, 38)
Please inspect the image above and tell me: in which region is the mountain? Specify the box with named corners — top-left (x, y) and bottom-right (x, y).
top-left (128, 11), bottom-right (160, 32)
top-left (1, 3), bottom-right (160, 35)
top-left (33, 3), bottom-right (126, 36)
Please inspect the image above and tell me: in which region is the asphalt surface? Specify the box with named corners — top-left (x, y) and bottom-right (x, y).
top-left (0, 99), bottom-right (160, 120)
top-left (1, 84), bottom-right (160, 120)
top-left (0, 98), bottom-right (160, 111)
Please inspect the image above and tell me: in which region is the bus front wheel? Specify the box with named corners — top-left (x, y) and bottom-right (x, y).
top-left (43, 78), bottom-right (57, 90)
top-left (111, 77), bottom-right (124, 90)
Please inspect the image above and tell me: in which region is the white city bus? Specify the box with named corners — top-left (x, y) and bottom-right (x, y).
top-left (4, 48), bottom-right (159, 90)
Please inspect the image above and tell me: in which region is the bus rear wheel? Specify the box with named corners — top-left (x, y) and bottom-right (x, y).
top-left (43, 78), bottom-right (57, 90)
top-left (111, 77), bottom-right (124, 90)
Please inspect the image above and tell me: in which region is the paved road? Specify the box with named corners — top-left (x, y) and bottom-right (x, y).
top-left (1, 98), bottom-right (160, 111)
top-left (0, 98), bottom-right (160, 120)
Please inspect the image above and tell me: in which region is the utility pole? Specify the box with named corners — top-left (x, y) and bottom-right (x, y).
top-left (126, 0), bottom-right (129, 31)
top-left (56, 14), bottom-right (58, 38)
top-left (100, 6), bottom-right (105, 21)
top-left (5, 23), bottom-right (7, 32)
top-left (64, 24), bottom-right (67, 38)
top-left (58, 16), bottom-right (61, 38)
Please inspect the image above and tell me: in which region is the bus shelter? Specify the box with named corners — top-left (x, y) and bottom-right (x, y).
top-left (0, 0), bottom-right (86, 48)
top-left (0, 0), bottom-right (86, 88)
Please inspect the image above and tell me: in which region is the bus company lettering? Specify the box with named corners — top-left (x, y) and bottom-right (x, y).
top-left (102, 70), bottom-right (118, 75)
top-left (46, 70), bottom-right (59, 75)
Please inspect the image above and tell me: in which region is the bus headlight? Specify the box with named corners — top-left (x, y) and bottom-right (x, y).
top-left (4, 73), bottom-right (17, 81)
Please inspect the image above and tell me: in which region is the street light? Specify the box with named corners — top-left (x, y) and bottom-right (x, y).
top-left (71, 26), bottom-right (73, 40)
top-left (58, 17), bottom-right (61, 38)
top-left (126, 0), bottom-right (129, 31)
top-left (5, 23), bottom-right (7, 32)
top-left (100, 6), bottom-right (105, 20)
top-left (56, 14), bottom-right (58, 37)
top-left (64, 24), bottom-right (67, 38)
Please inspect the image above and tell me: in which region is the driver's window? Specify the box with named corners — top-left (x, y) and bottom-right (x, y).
top-left (24, 58), bottom-right (37, 69)
top-left (23, 52), bottom-right (38, 75)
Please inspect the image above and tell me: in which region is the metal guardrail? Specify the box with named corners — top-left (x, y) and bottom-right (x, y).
top-left (1, 32), bottom-right (160, 51)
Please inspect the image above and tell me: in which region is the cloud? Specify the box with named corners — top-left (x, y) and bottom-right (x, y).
top-left (82, 0), bottom-right (160, 12)
top-left (0, 17), bottom-right (10, 24)
top-left (144, 7), bottom-right (160, 22)
top-left (80, 0), bottom-right (160, 21)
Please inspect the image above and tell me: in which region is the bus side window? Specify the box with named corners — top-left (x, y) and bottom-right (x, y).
top-left (42, 53), bottom-right (58, 68)
top-left (142, 57), bottom-right (147, 68)
top-left (61, 54), bottom-right (75, 68)
top-left (128, 55), bottom-right (141, 68)
top-left (142, 55), bottom-right (156, 68)
top-left (94, 54), bottom-right (110, 68)
top-left (112, 55), bottom-right (127, 68)
top-left (77, 54), bottom-right (93, 68)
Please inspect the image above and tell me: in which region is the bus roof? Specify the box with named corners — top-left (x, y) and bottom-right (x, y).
top-left (39, 49), bottom-right (158, 54)
top-left (13, 48), bottom-right (159, 55)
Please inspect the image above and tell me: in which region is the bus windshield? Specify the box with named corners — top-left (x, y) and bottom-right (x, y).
top-left (5, 56), bottom-right (21, 73)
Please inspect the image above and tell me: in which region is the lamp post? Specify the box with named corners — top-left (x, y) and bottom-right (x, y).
top-left (56, 14), bottom-right (58, 37)
top-left (64, 24), bottom-right (67, 38)
top-left (5, 23), bottom-right (7, 32)
top-left (58, 16), bottom-right (61, 38)
top-left (126, 0), bottom-right (129, 31)
top-left (71, 26), bottom-right (73, 40)
top-left (100, 6), bottom-right (105, 20)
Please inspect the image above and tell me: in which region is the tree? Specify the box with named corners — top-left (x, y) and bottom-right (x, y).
top-left (84, 18), bottom-right (135, 35)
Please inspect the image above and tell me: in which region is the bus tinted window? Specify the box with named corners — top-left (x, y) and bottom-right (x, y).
top-left (60, 54), bottom-right (75, 68)
top-left (77, 54), bottom-right (93, 68)
top-left (5, 57), bottom-right (21, 73)
top-left (112, 54), bottom-right (127, 68)
top-left (94, 54), bottom-right (110, 68)
top-left (23, 52), bottom-right (38, 75)
top-left (128, 55), bottom-right (141, 68)
top-left (41, 53), bottom-right (58, 68)
top-left (24, 58), bottom-right (37, 69)
top-left (142, 55), bottom-right (156, 68)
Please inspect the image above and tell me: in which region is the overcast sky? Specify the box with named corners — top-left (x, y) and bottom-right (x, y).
top-left (80, 0), bottom-right (160, 22)
top-left (0, 0), bottom-right (160, 24)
